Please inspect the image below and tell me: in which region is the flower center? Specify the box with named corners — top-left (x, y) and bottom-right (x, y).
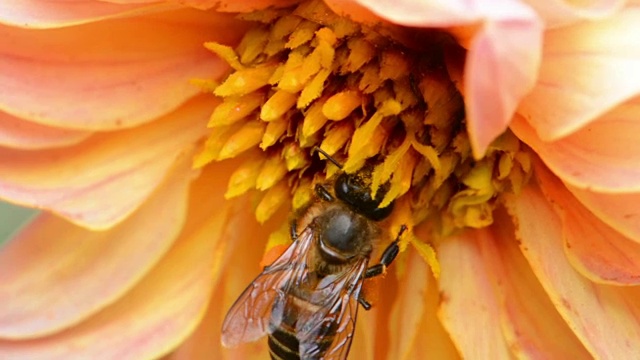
top-left (195, 0), bottom-right (531, 247)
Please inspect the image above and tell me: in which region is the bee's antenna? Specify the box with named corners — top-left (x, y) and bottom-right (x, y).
top-left (313, 146), bottom-right (343, 169)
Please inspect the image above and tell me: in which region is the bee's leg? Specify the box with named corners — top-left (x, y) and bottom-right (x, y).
top-left (357, 297), bottom-right (372, 311)
top-left (364, 225), bottom-right (407, 279)
top-left (315, 184), bottom-right (334, 202)
top-left (290, 220), bottom-right (298, 241)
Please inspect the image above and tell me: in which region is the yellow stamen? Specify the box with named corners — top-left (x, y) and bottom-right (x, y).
top-left (322, 90), bottom-right (362, 121)
top-left (256, 181), bottom-right (289, 223)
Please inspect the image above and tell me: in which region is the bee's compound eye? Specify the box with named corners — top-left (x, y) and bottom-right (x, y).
top-left (323, 212), bottom-right (357, 253)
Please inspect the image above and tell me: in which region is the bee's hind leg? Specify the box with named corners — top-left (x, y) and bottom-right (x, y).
top-left (364, 225), bottom-right (407, 279)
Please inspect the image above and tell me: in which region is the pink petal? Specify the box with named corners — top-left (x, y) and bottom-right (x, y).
top-left (0, 97), bottom-right (212, 230)
top-left (535, 163), bottom-right (640, 285)
top-left (0, 174), bottom-right (254, 359)
top-left (0, 157), bottom-right (193, 339)
top-left (525, 0), bottom-right (625, 28)
top-left (508, 184), bottom-right (640, 358)
top-left (437, 229), bottom-right (512, 359)
top-left (0, 0), bottom-right (162, 28)
top-left (482, 212), bottom-right (592, 359)
top-left (511, 99), bottom-right (640, 192)
top-left (0, 110), bottom-right (91, 149)
top-left (0, 9), bottom-right (241, 130)
top-left (567, 186), bottom-right (640, 244)
top-left (518, 8), bottom-right (640, 141)
top-left (352, 0), bottom-right (543, 157)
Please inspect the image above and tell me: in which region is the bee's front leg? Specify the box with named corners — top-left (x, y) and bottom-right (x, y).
top-left (364, 225), bottom-right (407, 279)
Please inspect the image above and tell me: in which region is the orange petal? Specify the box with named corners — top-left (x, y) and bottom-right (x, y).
top-left (0, 1), bottom-right (161, 28)
top-left (0, 156), bottom-right (193, 339)
top-left (177, 0), bottom-right (299, 11)
top-left (507, 183), bottom-right (640, 358)
top-left (0, 96), bottom-right (212, 230)
top-left (567, 186), bottom-right (640, 244)
top-left (350, 0), bottom-right (543, 157)
top-left (166, 196), bottom-right (272, 360)
top-left (0, 169), bottom-right (251, 359)
top-left (482, 211), bottom-right (591, 359)
top-left (0, 9), bottom-right (242, 130)
top-left (518, 8), bottom-right (640, 141)
top-left (437, 229), bottom-right (512, 359)
top-left (0, 110), bottom-right (91, 149)
top-left (511, 99), bottom-right (640, 192)
top-left (536, 163), bottom-right (640, 285)
top-left (387, 249), bottom-right (459, 359)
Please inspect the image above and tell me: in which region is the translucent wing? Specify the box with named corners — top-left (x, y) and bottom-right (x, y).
top-left (221, 229), bottom-right (315, 347)
top-left (297, 258), bottom-right (368, 360)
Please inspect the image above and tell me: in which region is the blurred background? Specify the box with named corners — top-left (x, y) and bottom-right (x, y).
top-left (0, 201), bottom-right (38, 246)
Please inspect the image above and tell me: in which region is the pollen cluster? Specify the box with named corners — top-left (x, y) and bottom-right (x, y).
top-left (195, 1), bottom-right (531, 245)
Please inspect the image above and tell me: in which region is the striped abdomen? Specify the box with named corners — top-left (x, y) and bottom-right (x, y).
top-left (268, 293), bottom-right (339, 360)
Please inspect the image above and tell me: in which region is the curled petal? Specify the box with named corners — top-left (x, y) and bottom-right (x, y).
top-left (518, 8), bottom-right (640, 141)
top-left (511, 99), bottom-right (640, 193)
top-left (0, 172), bottom-right (251, 359)
top-left (536, 163), bottom-right (640, 285)
top-left (0, 0), bottom-right (164, 28)
top-left (0, 97), bottom-right (212, 230)
top-left (0, 110), bottom-right (91, 149)
top-left (567, 186), bottom-right (640, 244)
top-left (0, 157), bottom-right (193, 339)
top-left (0, 9), bottom-right (242, 130)
top-left (507, 184), bottom-right (640, 358)
top-left (437, 229), bottom-right (512, 359)
top-left (350, 0), bottom-right (542, 157)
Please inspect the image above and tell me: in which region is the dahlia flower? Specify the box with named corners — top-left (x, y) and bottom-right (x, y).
top-left (0, 0), bottom-right (639, 359)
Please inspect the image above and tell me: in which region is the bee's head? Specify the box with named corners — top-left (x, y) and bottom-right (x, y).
top-left (334, 171), bottom-right (394, 221)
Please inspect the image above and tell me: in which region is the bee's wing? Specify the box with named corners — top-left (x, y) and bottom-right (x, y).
top-left (297, 258), bottom-right (368, 360)
top-left (220, 228), bottom-right (315, 348)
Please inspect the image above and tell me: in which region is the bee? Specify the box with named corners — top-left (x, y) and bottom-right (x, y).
top-left (222, 148), bottom-right (406, 360)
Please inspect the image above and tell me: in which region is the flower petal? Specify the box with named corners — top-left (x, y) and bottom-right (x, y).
top-left (175, 0), bottom-right (300, 11)
top-left (351, 0), bottom-right (543, 157)
top-left (0, 168), bottom-right (250, 359)
top-left (507, 183), bottom-right (640, 358)
top-left (387, 248), bottom-right (459, 359)
top-left (482, 211), bottom-right (591, 359)
top-left (437, 229), bottom-right (512, 359)
top-left (511, 99), bottom-right (640, 192)
top-left (0, 9), bottom-right (241, 130)
top-left (535, 163), bottom-right (640, 285)
top-left (0, 110), bottom-right (91, 149)
top-left (0, 156), bottom-right (193, 339)
top-left (524, 0), bottom-right (625, 28)
top-left (0, 0), bottom-right (163, 28)
top-left (567, 185), bottom-right (640, 244)
top-left (0, 97), bottom-right (212, 230)
top-left (518, 8), bottom-right (640, 141)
